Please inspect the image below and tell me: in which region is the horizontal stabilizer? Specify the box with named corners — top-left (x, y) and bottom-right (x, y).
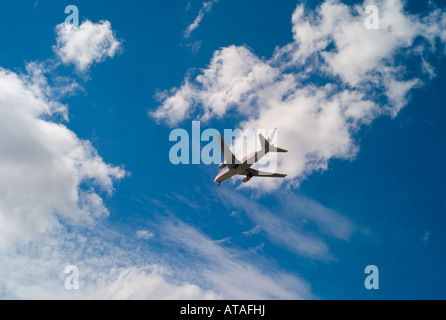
top-left (259, 134), bottom-right (288, 153)
top-left (270, 146), bottom-right (288, 153)
top-left (245, 168), bottom-right (287, 178)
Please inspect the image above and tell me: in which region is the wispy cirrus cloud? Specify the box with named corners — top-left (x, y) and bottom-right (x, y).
top-left (153, 0), bottom-right (446, 190)
top-left (183, 0), bottom-right (219, 38)
top-left (0, 211), bottom-right (316, 299)
top-left (158, 218), bottom-right (315, 299)
top-left (242, 225), bottom-right (262, 237)
top-left (218, 188), bottom-right (358, 260)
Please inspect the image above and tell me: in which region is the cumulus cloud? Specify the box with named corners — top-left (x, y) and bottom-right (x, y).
top-left (0, 15), bottom-right (235, 300)
top-left (0, 64), bottom-right (126, 251)
top-left (0, 60), bottom-right (205, 300)
top-left (151, 46), bottom-right (278, 125)
top-left (0, 34), bottom-right (218, 299)
top-left (54, 20), bottom-right (122, 72)
top-left (184, 0), bottom-right (219, 38)
top-left (0, 44), bottom-right (306, 299)
top-left (152, 0), bottom-right (446, 190)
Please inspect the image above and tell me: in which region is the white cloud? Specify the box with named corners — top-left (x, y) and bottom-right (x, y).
top-left (92, 266), bottom-right (218, 299)
top-left (184, 0), bottom-right (219, 38)
top-left (0, 226), bottom-right (219, 299)
top-left (0, 211), bottom-right (316, 299)
top-left (54, 20), bottom-right (122, 72)
top-left (215, 236), bottom-right (231, 244)
top-left (242, 225), bottom-right (261, 237)
top-left (219, 189), bottom-right (357, 259)
top-left (284, 0), bottom-right (421, 85)
top-left (0, 213), bottom-right (314, 299)
top-left (152, 0), bottom-right (446, 190)
top-left (151, 45), bottom-right (278, 125)
top-left (0, 61), bottom-right (219, 300)
top-left (229, 210), bottom-right (239, 217)
top-left (0, 50), bottom-right (306, 299)
top-left (159, 219), bottom-right (314, 299)
top-left (136, 230), bottom-right (154, 240)
top-left (423, 230), bottom-right (431, 245)
top-left (0, 64), bottom-right (125, 251)
top-left (0, 17), bottom-right (224, 301)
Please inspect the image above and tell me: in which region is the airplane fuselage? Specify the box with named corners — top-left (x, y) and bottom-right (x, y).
top-left (214, 150), bottom-right (263, 185)
top-left (214, 164), bottom-right (245, 185)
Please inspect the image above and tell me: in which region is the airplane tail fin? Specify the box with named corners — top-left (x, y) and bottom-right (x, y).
top-left (259, 134), bottom-right (287, 153)
top-left (268, 128), bottom-right (278, 143)
top-left (216, 133), bottom-right (241, 166)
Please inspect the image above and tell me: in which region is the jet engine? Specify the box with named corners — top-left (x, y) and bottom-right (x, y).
top-left (242, 176), bottom-right (252, 183)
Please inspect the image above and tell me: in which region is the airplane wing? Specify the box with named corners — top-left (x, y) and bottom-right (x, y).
top-left (242, 168), bottom-right (287, 178)
top-left (216, 133), bottom-right (241, 168)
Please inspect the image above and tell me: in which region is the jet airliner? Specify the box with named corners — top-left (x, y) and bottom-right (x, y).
top-left (214, 129), bottom-right (288, 186)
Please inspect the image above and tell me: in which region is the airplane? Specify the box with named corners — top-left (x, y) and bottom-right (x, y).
top-left (214, 129), bottom-right (288, 186)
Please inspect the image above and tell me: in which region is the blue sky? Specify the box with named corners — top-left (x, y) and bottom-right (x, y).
top-left (0, 0), bottom-right (445, 299)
